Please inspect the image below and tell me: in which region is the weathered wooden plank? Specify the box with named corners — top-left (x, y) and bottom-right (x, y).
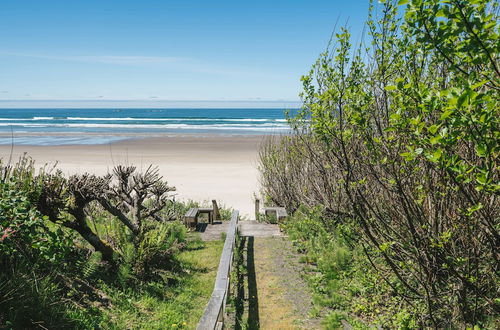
top-left (185, 208), bottom-right (199, 218)
top-left (264, 206), bottom-right (287, 221)
top-left (200, 221), bottom-right (230, 241)
top-left (255, 198), bottom-right (260, 221)
top-left (197, 290), bottom-right (225, 330)
top-left (276, 208), bottom-right (288, 218)
top-left (184, 208), bottom-right (200, 228)
top-left (212, 200), bottom-right (221, 221)
top-left (238, 220), bottom-right (282, 237)
top-left (197, 210), bottom-right (239, 330)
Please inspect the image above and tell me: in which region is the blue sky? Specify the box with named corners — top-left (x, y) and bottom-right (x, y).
top-left (0, 0), bottom-right (370, 107)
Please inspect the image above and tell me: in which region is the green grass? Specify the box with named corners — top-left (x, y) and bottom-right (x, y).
top-left (1, 235), bottom-right (223, 329)
top-left (94, 235), bottom-right (224, 329)
top-left (283, 207), bottom-right (418, 329)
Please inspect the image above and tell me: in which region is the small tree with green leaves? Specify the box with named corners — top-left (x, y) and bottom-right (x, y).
top-left (260, 0), bottom-right (499, 327)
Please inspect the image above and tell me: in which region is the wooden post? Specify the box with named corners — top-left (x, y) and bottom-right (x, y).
top-left (212, 199), bottom-right (220, 222)
top-left (255, 199), bottom-right (260, 221)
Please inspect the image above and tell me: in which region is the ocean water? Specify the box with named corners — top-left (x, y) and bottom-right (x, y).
top-left (0, 108), bottom-right (294, 145)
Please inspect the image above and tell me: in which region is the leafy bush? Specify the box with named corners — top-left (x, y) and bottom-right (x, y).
top-left (0, 164), bottom-right (73, 266)
top-left (260, 0), bottom-right (499, 327)
top-left (0, 159), bottom-right (80, 328)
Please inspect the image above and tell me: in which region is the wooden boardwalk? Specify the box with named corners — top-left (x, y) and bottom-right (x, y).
top-left (198, 216), bottom-right (312, 330)
top-left (198, 220), bottom-right (282, 241)
top-left (198, 221), bottom-right (230, 241)
top-left (239, 220), bottom-right (282, 237)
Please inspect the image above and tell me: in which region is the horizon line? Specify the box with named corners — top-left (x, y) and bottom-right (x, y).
top-left (0, 99), bottom-right (302, 109)
top-left (0, 99), bottom-right (300, 102)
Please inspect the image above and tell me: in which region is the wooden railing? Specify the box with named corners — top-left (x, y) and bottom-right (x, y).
top-left (197, 210), bottom-right (239, 330)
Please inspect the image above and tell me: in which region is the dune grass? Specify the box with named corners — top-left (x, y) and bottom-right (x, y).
top-left (93, 235), bottom-right (223, 329)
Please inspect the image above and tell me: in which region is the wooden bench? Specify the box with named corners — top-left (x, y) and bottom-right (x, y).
top-left (184, 207), bottom-right (215, 228)
top-left (264, 206), bottom-right (288, 223)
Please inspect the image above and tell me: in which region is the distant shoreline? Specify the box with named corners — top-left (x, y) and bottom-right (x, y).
top-left (0, 131), bottom-right (282, 146)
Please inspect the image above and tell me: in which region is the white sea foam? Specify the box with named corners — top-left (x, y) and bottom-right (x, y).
top-left (63, 117), bottom-right (275, 122)
top-left (0, 122), bottom-right (289, 131)
top-left (1, 117), bottom-right (283, 122)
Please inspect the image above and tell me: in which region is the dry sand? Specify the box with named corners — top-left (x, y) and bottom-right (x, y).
top-left (0, 135), bottom-right (265, 217)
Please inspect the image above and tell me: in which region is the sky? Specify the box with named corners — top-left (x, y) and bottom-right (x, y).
top-left (0, 0), bottom-right (370, 107)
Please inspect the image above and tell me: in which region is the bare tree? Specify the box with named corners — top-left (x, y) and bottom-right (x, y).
top-left (98, 165), bottom-right (176, 237)
top-left (38, 172), bottom-right (116, 262)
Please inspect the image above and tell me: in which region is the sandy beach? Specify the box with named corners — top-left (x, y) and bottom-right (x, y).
top-left (0, 135), bottom-right (264, 217)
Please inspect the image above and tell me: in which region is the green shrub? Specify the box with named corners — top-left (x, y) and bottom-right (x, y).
top-left (133, 221), bottom-right (187, 279)
top-left (260, 0), bottom-right (499, 327)
top-left (0, 156), bottom-right (210, 327)
top-left (284, 209), bottom-right (418, 328)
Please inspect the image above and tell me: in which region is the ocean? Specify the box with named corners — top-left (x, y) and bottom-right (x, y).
top-left (0, 108), bottom-right (294, 145)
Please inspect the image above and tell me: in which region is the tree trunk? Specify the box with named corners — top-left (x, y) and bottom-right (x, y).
top-left (66, 207), bottom-right (116, 262)
top-left (98, 198), bottom-right (140, 235)
top-left (73, 224), bottom-right (115, 262)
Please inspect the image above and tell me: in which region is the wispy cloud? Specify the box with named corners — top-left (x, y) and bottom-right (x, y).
top-left (0, 51), bottom-right (277, 78)
top-left (0, 52), bottom-right (184, 65)
top-left (65, 55), bottom-right (184, 65)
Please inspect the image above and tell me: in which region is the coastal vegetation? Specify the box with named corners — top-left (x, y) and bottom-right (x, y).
top-left (259, 0), bottom-right (499, 328)
top-left (0, 156), bottom-right (226, 329)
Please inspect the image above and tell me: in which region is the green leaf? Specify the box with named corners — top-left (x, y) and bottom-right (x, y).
top-left (390, 113), bottom-right (401, 121)
top-left (430, 135), bottom-right (441, 145)
top-left (384, 85), bottom-right (397, 91)
top-left (476, 172), bottom-right (488, 185)
top-left (484, 21), bottom-right (496, 30)
top-left (426, 149), bottom-right (442, 163)
top-left (475, 144), bottom-right (487, 157)
top-left (397, 0), bottom-right (408, 5)
top-left (400, 152), bottom-right (416, 161)
top-left (457, 91), bottom-right (469, 107)
top-left (440, 110), bottom-right (453, 120)
top-left (471, 80), bottom-right (488, 90)
top-left (428, 124), bottom-right (439, 134)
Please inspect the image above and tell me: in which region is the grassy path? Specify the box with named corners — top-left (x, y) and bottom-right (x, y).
top-left (231, 236), bottom-right (319, 329)
top-left (254, 237), bottom-right (301, 329)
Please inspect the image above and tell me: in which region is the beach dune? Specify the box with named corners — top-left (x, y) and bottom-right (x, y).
top-left (0, 135), bottom-right (263, 218)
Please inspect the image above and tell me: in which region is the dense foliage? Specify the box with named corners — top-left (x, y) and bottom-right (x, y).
top-left (260, 0), bottom-right (499, 327)
top-left (0, 156), bottom-right (225, 328)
